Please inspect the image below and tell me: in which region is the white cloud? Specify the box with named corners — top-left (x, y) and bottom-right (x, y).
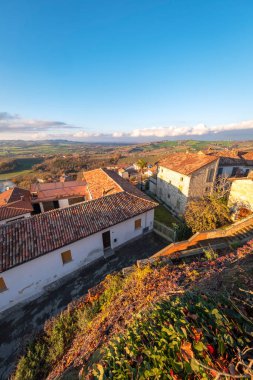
top-left (126, 120), bottom-right (253, 139)
top-left (1, 111), bottom-right (253, 141)
top-left (0, 112), bottom-right (75, 133)
top-left (210, 120), bottom-right (253, 133)
top-left (72, 131), bottom-right (91, 138)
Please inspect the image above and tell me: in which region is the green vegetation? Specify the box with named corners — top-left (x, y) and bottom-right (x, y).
top-left (13, 310), bottom-right (78, 380)
top-left (203, 246), bottom-right (218, 261)
top-left (185, 196), bottom-right (231, 233)
top-left (91, 294), bottom-right (251, 379)
top-left (154, 204), bottom-right (178, 227)
top-left (12, 240), bottom-right (253, 380)
top-left (0, 157), bottom-right (43, 179)
top-left (154, 204), bottom-right (191, 240)
top-left (13, 273), bottom-right (128, 380)
top-left (119, 154), bottom-right (162, 165)
top-left (0, 169), bottom-right (32, 181)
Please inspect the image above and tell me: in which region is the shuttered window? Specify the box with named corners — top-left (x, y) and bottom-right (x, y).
top-left (135, 219), bottom-right (142, 230)
top-left (0, 277), bottom-right (7, 292)
top-left (61, 250), bottom-right (72, 264)
top-left (207, 168), bottom-right (215, 182)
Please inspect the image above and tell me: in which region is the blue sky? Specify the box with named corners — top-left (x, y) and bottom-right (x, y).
top-left (0, 0), bottom-right (253, 141)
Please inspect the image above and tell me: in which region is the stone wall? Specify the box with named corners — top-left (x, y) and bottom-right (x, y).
top-left (188, 159), bottom-right (219, 199)
top-left (157, 167), bottom-right (190, 215)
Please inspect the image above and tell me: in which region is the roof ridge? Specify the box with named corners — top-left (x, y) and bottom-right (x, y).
top-left (0, 189), bottom-right (156, 229)
top-left (125, 191), bottom-right (158, 206)
top-left (103, 168), bottom-right (157, 205)
top-left (101, 168), bottom-right (124, 192)
top-left (5, 204), bottom-right (32, 211)
top-left (4, 188), bottom-right (14, 203)
top-left (0, 198), bottom-right (26, 208)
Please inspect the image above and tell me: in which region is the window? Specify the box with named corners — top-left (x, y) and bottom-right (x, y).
top-left (205, 186), bottom-right (211, 193)
top-left (180, 177), bottom-right (184, 182)
top-left (43, 201), bottom-right (59, 212)
top-left (167, 193), bottom-right (170, 199)
top-left (0, 277), bottom-right (7, 293)
top-left (176, 199), bottom-right (181, 210)
top-left (68, 196), bottom-right (85, 205)
top-left (206, 168), bottom-right (215, 183)
top-left (217, 167), bottom-right (223, 177)
top-left (231, 167), bottom-right (238, 177)
top-left (135, 219), bottom-right (142, 230)
top-left (61, 250), bottom-right (72, 264)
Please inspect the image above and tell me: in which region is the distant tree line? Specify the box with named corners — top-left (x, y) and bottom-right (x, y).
top-left (0, 157), bottom-right (43, 174)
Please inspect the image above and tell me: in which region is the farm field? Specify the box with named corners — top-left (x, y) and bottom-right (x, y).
top-left (0, 169), bottom-right (32, 181)
top-left (1, 139), bottom-right (253, 183)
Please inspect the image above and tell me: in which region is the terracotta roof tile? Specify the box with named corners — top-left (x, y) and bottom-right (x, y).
top-left (0, 188), bottom-right (33, 221)
top-left (205, 150), bottom-right (253, 165)
top-left (83, 168), bottom-right (122, 199)
top-left (159, 152), bottom-right (218, 175)
top-left (0, 187), bottom-right (31, 206)
top-left (0, 191), bottom-right (157, 273)
top-left (30, 181), bottom-right (88, 202)
top-left (242, 152), bottom-right (253, 161)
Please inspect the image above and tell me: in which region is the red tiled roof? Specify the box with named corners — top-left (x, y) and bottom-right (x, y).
top-left (205, 150), bottom-right (253, 166)
top-left (0, 188), bottom-right (33, 221)
top-left (206, 150), bottom-right (243, 159)
top-left (0, 190), bottom-right (157, 273)
top-left (242, 152), bottom-right (253, 161)
top-left (103, 168), bottom-right (152, 201)
top-left (30, 181), bottom-right (88, 202)
top-left (0, 189), bottom-right (13, 206)
top-left (159, 153), bottom-right (218, 175)
top-left (0, 187), bottom-right (31, 206)
top-left (83, 168), bottom-right (122, 199)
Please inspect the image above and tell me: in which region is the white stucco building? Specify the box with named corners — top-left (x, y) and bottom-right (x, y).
top-left (228, 175), bottom-right (253, 217)
top-left (0, 169), bottom-right (157, 312)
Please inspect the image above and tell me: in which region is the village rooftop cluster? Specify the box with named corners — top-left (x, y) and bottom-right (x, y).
top-left (0, 149), bottom-right (253, 311)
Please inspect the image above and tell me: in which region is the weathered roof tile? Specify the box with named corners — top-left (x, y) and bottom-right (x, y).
top-left (159, 152), bottom-right (218, 175)
top-left (0, 170), bottom-right (157, 272)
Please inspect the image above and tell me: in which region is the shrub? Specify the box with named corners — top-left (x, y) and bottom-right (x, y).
top-left (14, 339), bottom-right (49, 380)
top-left (46, 311), bottom-right (77, 364)
top-left (185, 196), bottom-right (231, 233)
top-left (203, 246), bottom-right (218, 261)
top-left (90, 293), bottom-right (252, 379)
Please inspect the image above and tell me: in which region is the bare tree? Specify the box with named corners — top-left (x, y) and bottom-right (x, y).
top-left (212, 175), bottom-right (231, 200)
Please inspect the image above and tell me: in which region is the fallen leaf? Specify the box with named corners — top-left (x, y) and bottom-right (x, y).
top-left (181, 341), bottom-right (194, 362)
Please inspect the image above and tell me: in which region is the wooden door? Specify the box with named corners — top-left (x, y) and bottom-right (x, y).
top-left (102, 231), bottom-right (111, 250)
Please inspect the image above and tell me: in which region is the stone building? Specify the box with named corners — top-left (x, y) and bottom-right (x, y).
top-left (155, 152), bottom-right (219, 216)
top-left (206, 150), bottom-right (253, 178)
